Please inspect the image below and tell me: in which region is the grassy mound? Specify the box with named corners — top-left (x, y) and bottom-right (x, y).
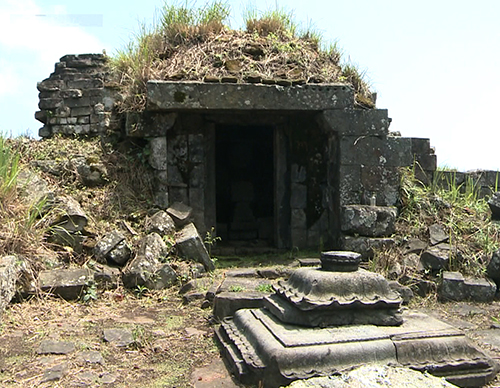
top-left (110, 1), bottom-right (374, 112)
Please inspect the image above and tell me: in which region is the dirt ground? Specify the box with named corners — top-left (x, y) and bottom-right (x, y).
top-left (0, 287), bottom-right (220, 388)
top-left (2, 283), bottom-right (500, 388)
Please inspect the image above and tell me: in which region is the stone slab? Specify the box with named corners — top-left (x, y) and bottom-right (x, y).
top-left (217, 309), bottom-right (497, 388)
top-left (147, 81), bottom-right (354, 111)
top-left (38, 268), bottom-right (93, 300)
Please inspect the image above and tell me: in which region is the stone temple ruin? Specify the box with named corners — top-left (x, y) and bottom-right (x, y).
top-left (36, 53), bottom-right (436, 252)
top-left (34, 54), bottom-right (500, 387)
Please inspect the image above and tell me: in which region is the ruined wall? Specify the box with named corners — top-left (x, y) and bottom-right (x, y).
top-left (36, 54), bottom-right (119, 137)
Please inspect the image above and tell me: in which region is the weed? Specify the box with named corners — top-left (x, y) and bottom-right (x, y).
top-left (229, 285), bottom-right (244, 292)
top-left (255, 283), bottom-right (273, 293)
top-left (82, 282), bottom-right (98, 303)
top-left (135, 285), bottom-right (150, 298)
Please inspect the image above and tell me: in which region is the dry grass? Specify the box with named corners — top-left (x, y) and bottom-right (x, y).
top-left (110, 3), bottom-right (374, 113)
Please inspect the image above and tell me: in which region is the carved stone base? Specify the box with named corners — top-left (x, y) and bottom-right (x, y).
top-left (216, 309), bottom-right (498, 388)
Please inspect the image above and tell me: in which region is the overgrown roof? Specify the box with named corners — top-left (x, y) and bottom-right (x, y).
top-left (110, 2), bottom-right (374, 113)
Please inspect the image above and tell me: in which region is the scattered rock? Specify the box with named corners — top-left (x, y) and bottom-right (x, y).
top-left (78, 350), bottom-right (104, 364)
top-left (420, 246), bottom-right (450, 271)
top-left (402, 238), bottom-right (428, 255)
top-left (94, 230), bottom-right (130, 265)
top-left (50, 195), bottom-right (88, 233)
top-left (146, 210), bottom-right (176, 236)
top-left (488, 191), bottom-right (500, 220)
top-left (93, 264), bottom-right (121, 289)
top-left (176, 223), bottom-right (215, 271)
top-left (100, 373), bottom-right (117, 384)
top-left (183, 292), bottom-right (205, 304)
top-left (37, 340), bottom-right (76, 355)
top-left (41, 363), bottom-right (68, 383)
top-left (341, 205), bottom-right (397, 237)
top-left (149, 263), bottom-right (177, 290)
top-left (103, 328), bottom-right (134, 347)
top-left (0, 256), bottom-right (26, 316)
top-left (71, 156), bottom-right (108, 187)
top-left (429, 223), bottom-right (449, 246)
top-left (38, 267), bottom-right (94, 300)
top-left (167, 202), bottom-right (192, 227)
top-left (138, 232), bottom-right (169, 261)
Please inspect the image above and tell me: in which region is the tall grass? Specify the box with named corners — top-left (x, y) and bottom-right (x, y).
top-left (398, 165), bottom-right (500, 276)
top-left (0, 135), bottom-right (20, 205)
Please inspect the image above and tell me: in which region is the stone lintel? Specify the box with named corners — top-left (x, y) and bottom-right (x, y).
top-left (147, 81), bottom-right (354, 111)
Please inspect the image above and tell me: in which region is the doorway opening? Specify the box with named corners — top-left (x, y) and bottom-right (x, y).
top-left (215, 124), bottom-right (274, 246)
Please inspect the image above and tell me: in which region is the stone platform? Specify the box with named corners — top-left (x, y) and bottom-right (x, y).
top-left (216, 308), bottom-right (497, 388)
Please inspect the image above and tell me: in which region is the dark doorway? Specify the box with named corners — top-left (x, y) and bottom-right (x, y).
top-left (215, 125), bottom-right (274, 245)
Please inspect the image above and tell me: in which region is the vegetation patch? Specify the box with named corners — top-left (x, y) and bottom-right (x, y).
top-left (110, 1), bottom-right (374, 112)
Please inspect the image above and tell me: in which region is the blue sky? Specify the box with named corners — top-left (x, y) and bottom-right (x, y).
top-left (1, 0), bottom-right (499, 171)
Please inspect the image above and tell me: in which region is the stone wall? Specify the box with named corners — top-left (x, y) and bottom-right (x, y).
top-left (36, 54), bottom-right (119, 137)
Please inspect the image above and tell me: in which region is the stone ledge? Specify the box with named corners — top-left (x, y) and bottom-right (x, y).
top-left (146, 81), bottom-right (354, 111)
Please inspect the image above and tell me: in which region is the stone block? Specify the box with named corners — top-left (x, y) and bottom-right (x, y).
top-left (60, 89), bottom-right (83, 99)
top-left (291, 164), bottom-right (307, 183)
top-left (37, 79), bottom-right (64, 92)
top-left (60, 54), bottom-right (106, 68)
top-left (360, 166), bottom-right (400, 206)
top-left (440, 271), bottom-right (465, 301)
top-left (38, 268), bottom-right (94, 300)
top-left (176, 223), bottom-right (214, 271)
top-left (188, 133), bottom-right (205, 163)
top-left (71, 106), bottom-right (92, 116)
top-left (50, 195), bottom-right (88, 233)
top-left (147, 81), bottom-right (354, 111)
top-left (148, 137), bottom-right (167, 170)
top-left (94, 230), bottom-right (126, 263)
top-left (340, 136), bottom-right (413, 167)
top-left (340, 235), bottom-right (396, 260)
top-left (0, 256), bottom-right (25, 315)
top-left (339, 165), bottom-right (361, 206)
top-left (67, 79), bottom-right (103, 89)
top-left (189, 163), bottom-right (205, 188)
top-left (125, 112), bottom-right (177, 137)
top-left (429, 223), bottom-right (449, 246)
top-left (39, 97), bottom-right (63, 110)
top-left (322, 108), bottom-right (390, 136)
top-left (341, 205), bottom-right (397, 237)
top-left (420, 246), bottom-right (450, 271)
top-left (464, 277), bottom-right (496, 302)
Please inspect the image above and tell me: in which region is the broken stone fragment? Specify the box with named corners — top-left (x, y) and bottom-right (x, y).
top-left (103, 328), bottom-right (134, 347)
top-left (37, 340), bottom-right (76, 355)
top-left (70, 156), bottom-right (108, 187)
top-left (122, 233), bottom-right (175, 289)
top-left (50, 195), bottom-right (88, 233)
top-left (145, 210), bottom-right (176, 236)
top-left (94, 230), bottom-right (131, 265)
top-left (176, 223), bottom-right (215, 271)
top-left (341, 205), bottom-right (397, 237)
top-left (167, 202), bottom-right (192, 227)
